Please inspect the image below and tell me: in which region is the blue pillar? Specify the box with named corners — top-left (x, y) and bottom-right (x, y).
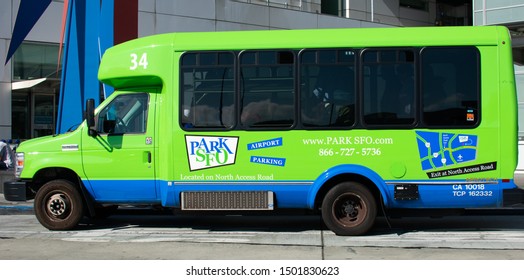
top-left (56, 0), bottom-right (114, 134)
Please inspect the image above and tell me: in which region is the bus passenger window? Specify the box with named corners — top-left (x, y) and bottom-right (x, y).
top-left (240, 51), bottom-right (295, 128)
top-left (421, 47), bottom-right (480, 127)
top-left (300, 49), bottom-right (355, 128)
top-left (180, 52), bottom-right (235, 129)
top-left (362, 49), bottom-right (415, 127)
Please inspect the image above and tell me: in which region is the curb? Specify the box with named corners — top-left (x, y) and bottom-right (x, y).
top-left (0, 194), bottom-right (34, 215)
top-left (0, 205), bottom-right (34, 215)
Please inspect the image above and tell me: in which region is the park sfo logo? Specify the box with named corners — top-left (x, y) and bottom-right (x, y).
top-left (185, 135), bottom-right (239, 171)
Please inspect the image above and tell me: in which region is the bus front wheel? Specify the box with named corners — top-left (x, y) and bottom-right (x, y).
top-left (34, 180), bottom-right (84, 230)
top-left (321, 182), bottom-right (377, 236)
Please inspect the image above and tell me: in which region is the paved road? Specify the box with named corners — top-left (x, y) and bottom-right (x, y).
top-left (1, 207), bottom-right (524, 260)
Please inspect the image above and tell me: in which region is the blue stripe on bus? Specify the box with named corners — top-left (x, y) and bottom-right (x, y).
top-left (82, 178), bottom-right (515, 209)
top-left (82, 179), bottom-right (158, 203)
top-left (83, 179), bottom-right (313, 207)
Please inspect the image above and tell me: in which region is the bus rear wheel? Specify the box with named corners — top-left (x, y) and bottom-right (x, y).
top-left (34, 180), bottom-right (84, 230)
top-left (321, 182), bottom-right (377, 236)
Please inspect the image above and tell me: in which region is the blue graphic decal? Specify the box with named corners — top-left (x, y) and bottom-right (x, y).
top-left (416, 131), bottom-right (478, 170)
top-left (250, 156), bottom-right (286, 167)
top-left (247, 137), bottom-right (283, 150)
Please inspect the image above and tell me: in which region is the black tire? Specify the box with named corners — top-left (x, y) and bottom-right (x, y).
top-left (34, 179), bottom-right (84, 230)
top-left (321, 182), bottom-right (377, 236)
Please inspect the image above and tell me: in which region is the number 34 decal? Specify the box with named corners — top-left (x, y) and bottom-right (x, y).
top-left (130, 53), bottom-right (148, 70)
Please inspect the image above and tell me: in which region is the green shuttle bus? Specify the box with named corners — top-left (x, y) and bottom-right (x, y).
top-left (4, 26), bottom-right (522, 235)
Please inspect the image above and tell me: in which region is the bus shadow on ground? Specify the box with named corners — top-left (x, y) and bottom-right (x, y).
top-left (76, 208), bottom-right (327, 233)
top-left (73, 207), bottom-right (524, 235)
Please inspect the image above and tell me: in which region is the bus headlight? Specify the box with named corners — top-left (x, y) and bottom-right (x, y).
top-left (15, 152), bottom-right (24, 178)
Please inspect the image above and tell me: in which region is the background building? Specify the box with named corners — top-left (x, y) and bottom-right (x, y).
top-left (0, 0), bottom-right (485, 141)
top-left (472, 1), bottom-right (524, 138)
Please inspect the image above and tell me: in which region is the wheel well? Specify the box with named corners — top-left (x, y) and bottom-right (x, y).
top-left (31, 167), bottom-right (82, 193)
top-left (314, 173), bottom-right (383, 210)
top-left (30, 167), bottom-right (98, 217)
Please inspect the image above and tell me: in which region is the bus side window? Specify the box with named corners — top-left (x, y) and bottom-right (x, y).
top-left (180, 52), bottom-right (235, 129)
top-left (300, 49), bottom-right (355, 128)
top-left (422, 47), bottom-right (480, 127)
top-left (362, 49), bottom-right (415, 127)
top-left (240, 51), bottom-right (295, 128)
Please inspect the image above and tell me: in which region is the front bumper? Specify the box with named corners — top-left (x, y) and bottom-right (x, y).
top-left (3, 181), bottom-right (31, 201)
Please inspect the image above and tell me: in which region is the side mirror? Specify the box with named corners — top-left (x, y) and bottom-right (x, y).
top-left (85, 99), bottom-right (97, 137)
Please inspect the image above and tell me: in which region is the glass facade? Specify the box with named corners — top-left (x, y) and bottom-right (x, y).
top-left (473, 0), bottom-right (524, 26)
top-left (400, 0), bottom-right (429, 11)
top-left (13, 43), bottom-right (59, 80)
top-left (11, 42), bottom-right (60, 140)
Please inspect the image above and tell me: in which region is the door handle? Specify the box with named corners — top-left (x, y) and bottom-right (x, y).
top-left (144, 151), bottom-right (152, 164)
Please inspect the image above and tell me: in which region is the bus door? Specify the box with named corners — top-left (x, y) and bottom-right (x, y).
top-left (81, 92), bottom-right (157, 201)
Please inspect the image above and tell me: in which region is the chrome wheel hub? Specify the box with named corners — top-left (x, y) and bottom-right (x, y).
top-left (47, 194), bottom-right (68, 217)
